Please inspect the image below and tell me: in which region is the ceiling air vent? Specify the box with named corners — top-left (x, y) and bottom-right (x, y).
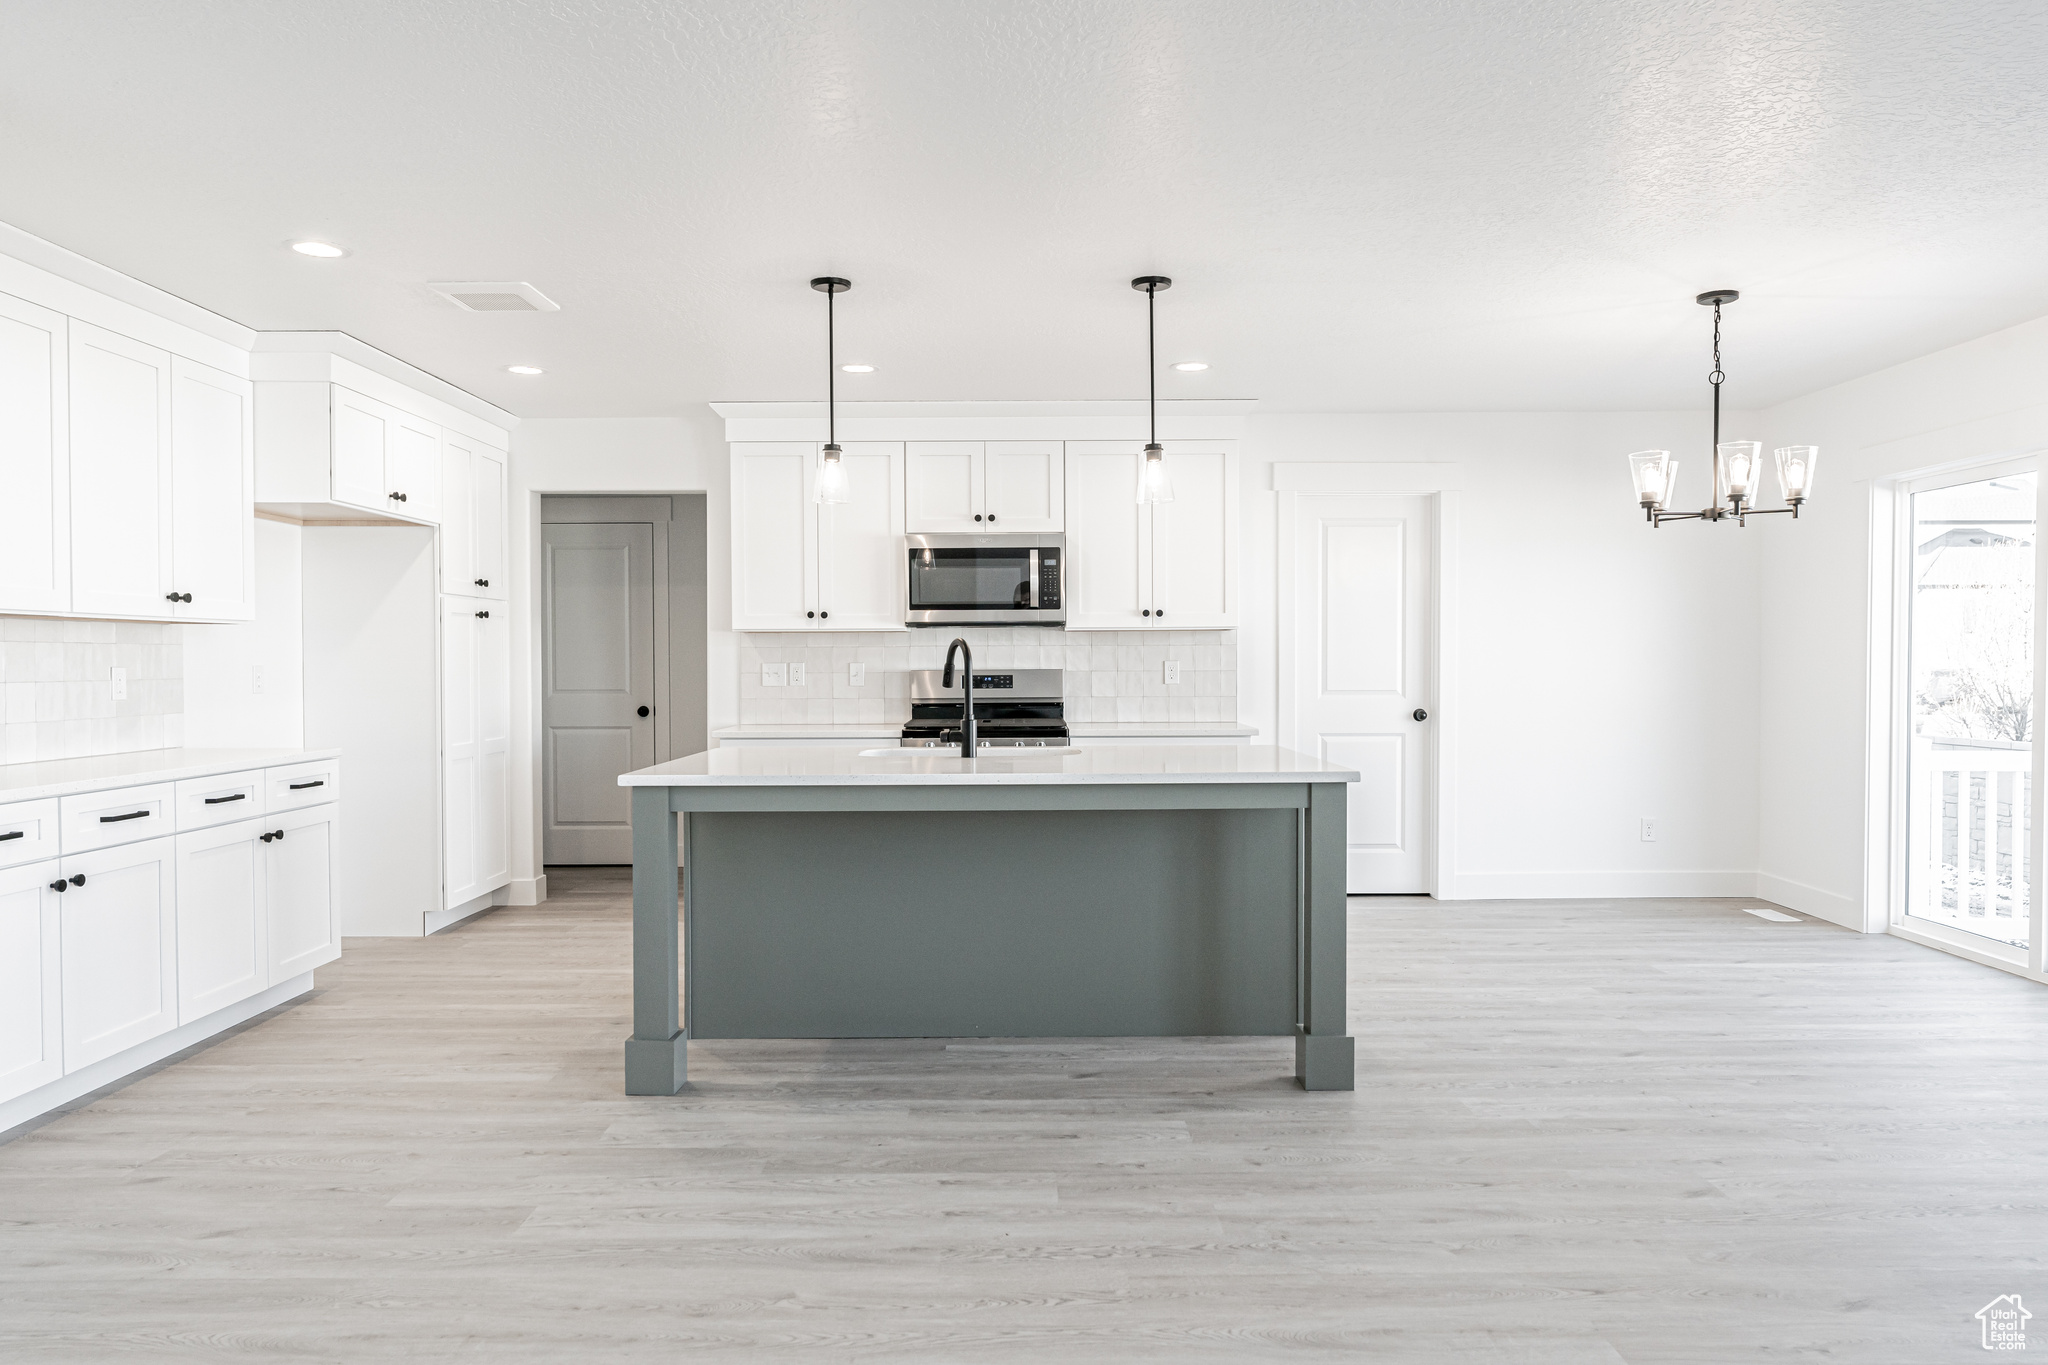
top-left (428, 281), bottom-right (560, 312)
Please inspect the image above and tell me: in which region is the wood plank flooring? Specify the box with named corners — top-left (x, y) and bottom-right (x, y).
top-left (2, 868), bottom-right (2044, 1363)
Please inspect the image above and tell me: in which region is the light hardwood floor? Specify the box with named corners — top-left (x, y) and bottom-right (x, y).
top-left (2, 869), bottom-right (2043, 1363)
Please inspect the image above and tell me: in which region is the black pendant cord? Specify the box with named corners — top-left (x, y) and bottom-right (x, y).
top-left (1147, 282), bottom-right (1157, 447)
top-left (1709, 301), bottom-right (1724, 505)
top-left (827, 285), bottom-right (836, 448)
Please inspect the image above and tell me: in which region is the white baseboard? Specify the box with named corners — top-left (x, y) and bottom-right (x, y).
top-left (0, 972), bottom-right (316, 1136)
top-left (507, 874), bottom-right (547, 906)
top-left (1755, 873), bottom-right (1867, 931)
top-left (423, 883), bottom-right (506, 935)
top-left (1445, 870), bottom-right (1762, 900)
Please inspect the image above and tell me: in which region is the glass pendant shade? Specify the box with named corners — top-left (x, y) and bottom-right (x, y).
top-left (1136, 444), bottom-right (1175, 504)
top-left (1774, 445), bottom-right (1818, 502)
top-left (815, 444), bottom-right (850, 503)
top-left (1628, 450), bottom-right (1675, 508)
top-left (1718, 441), bottom-right (1761, 502)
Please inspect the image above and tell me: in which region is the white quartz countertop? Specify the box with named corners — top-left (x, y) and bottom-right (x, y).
top-left (622, 744), bottom-right (1354, 787)
top-left (711, 722), bottom-right (1259, 740)
top-left (0, 747), bottom-right (339, 803)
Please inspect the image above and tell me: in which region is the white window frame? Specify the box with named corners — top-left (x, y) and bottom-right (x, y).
top-left (1878, 453), bottom-right (2048, 982)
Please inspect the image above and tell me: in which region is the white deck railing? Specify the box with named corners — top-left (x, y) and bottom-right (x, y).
top-left (1911, 737), bottom-right (2031, 936)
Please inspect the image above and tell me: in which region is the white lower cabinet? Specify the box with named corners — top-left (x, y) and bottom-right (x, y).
top-left (0, 860), bottom-right (64, 1104)
top-left (267, 803), bottom-right (338, 980)
top-left (175, 818), bottom-right (268, 1024)
top-left (59, 835), bottom-right (178, 1072)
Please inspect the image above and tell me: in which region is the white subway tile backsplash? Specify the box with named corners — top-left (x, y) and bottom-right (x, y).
top-left (0, 617), bottom-right (184, 763)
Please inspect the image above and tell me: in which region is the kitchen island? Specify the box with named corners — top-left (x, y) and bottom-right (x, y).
top-left (618, 745), bottom-right (1360, 1093)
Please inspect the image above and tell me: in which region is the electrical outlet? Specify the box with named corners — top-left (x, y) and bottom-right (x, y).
top-left (249, 665), bottom-right (263, 696)
top-left (849, 662), bottom-right (866, 687)
top-left (1163, 661), bottom-right (1182, 685)
top-left (763, 664), bottom-right (788, 687)
top-left (111, 667), bottom-right (128, 700)
top-left (789, 662), bottom-right (806, 687)
top-left (1640, 818), bottom-right (1657, 842)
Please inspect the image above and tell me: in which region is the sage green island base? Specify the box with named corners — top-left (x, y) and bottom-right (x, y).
top-left (619, 746), bottom-right (1360, 1093)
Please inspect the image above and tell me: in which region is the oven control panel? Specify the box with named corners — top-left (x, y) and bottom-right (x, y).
top-left (971, 675), bottom-right (1013, 689)
top-left (1038, 552), bottom-right (1061, 609)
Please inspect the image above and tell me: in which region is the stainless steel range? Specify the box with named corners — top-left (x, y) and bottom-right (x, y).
top-left (900, 668), bottom-right (1069, 749)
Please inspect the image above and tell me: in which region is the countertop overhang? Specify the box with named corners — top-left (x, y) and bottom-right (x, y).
top-left (620, 744), bottom-right (1356, 787)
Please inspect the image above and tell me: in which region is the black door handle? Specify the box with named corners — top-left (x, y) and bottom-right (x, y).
top-left (288, 780), bottom-right (324, 790)
top-left (1413, 708), bottom-right (1428, 722)
top-left (69, 874), bottom-right (85, 887)
top-left (637, 706), bottom-right (650, 717)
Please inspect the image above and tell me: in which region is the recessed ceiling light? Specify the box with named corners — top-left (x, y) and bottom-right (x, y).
top-left (506, 365), bottom-right (544, 375)
top-left (290, 240), bottom-right (348, 258)
top-left (1172, 361), bottom-right (1209, 372)
top-left (840, 364), bottom-right (874, 373)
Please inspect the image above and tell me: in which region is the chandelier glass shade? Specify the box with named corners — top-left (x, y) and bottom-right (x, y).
top-left (1634, 291), bottom-right (1816, 527)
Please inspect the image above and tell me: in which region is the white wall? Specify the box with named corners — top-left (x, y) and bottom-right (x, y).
top-left (508, 415), bottom-right (732, 893)
top-left (1240, 411), bottom-right (1766, 898)
top-left (182, 517), bottom-right (305, 748)
top-left (1758, 313), bottom-right (2048, 929)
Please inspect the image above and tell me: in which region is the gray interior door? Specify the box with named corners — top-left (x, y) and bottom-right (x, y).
top-left (543, 521), bottom-right (656, 863)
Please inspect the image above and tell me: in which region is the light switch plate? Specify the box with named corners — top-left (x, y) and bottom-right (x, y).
top-left (111, 667), bottom-right (127, 700)
top-left (1163, 661), bottom-right (1182, 685)
top-left (789, 662), bottom-right (806, 687)
top-left (763, 664), bottom-right (788, 687)
top-left (849, 663), bottom-right (867, 687)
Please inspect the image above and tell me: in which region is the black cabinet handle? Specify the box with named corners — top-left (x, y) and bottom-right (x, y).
top-left (390, 491), bottom-right (408, 502)
top-left (69, 873), bottom-right (85, 886)
top-left (805, 611), bottom-right (815, 618)
top-left (288, 780), bottom-right (324, 790)
top-left (49, 879), bottom-right (66, 893)
top-left (1413, 708), bottom-right (1429, 722)
top-left (165, 592), bottom-right (192, 603)
top-left (1141, 609), bottom-right (1151, 617)
top-left (1155, 610), bottom-right (1164, 618)
top-left (203, 793), bottom-right (246, 804)
top-left (274, 829), bottom-right (285, 840)
top-left (261, 829), bottom-right (286, 842)
top-left (99, 810), bottom-right (149, 823)
top-left (637, 706), bottom-right (650, 717)
top-left (987, 514), bottom-right (995, 523)
top-left (261, 832), bottom-right (272, 842)
top-left (974, 514), bottom-right (983, 522)
top-left (0, 830), bottom-right (22, 842)
top-left (475, 578), bottom-right (488, 587)
top-left (819, 611), bottom-right (828, 619)
top-left (476, 610), bottom-right (489, 618)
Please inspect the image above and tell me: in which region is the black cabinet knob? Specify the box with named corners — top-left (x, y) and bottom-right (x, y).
top-left (164, 592), bottom-right (192, 603)
top-left (973, 514), bottom-right (982, 522)
top-left (475, 578), bottom-right (488, 587)
top-left (261, 832), bottom-right (273, 842)
top-left (1413, 708), bottom-right (1428, 722)
top-left (637, 706), bottom-right (650, 717)
top-left (1155, 610), bottom-right (1164, 618)
top-left (1141, 609), bottom-right (1151, 617)
top-left (987, 514), bottom-right (996, 523)
top-left (806, 610), bottom-right (815, 618)
top-left (69, 873), bottom-right (84, 886)
top-left (819, 611), bottom-right (829, 619)
top-left (50, 879), bottom-right (66, 893)
top-left (476, 611), bottom-right (489, 618)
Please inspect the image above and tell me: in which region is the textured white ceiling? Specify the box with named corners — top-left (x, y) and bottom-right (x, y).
top-left (4, 1), bottom-right (2046, 417)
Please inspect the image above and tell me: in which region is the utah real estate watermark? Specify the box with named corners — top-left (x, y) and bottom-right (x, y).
top-left (1978, 1295), bottom-right (2030, 1351)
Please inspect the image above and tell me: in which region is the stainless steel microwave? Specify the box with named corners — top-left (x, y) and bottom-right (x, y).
top-left (905, 533), bottom-right (1065, 626)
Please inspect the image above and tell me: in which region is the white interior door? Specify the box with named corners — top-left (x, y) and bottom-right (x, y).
top-left (174, 817), bottom-right (268, 1022)
top-left (69, 322), bottom-right (172, 618)
top-left (0, 294), bottom-right (69, 614)
top-left (1285, 493), bottom-right (1433, 893)
top-left (0, 860), bottom-right (63, 1103)
top-left (544, 521), bottom-right (657, 863)
top-left (169, 357), bottom-right (255, 621)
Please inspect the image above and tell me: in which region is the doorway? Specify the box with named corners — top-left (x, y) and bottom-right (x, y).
top-left (541, 495), bottom-right (707, 864)
top-left (1278, 481), bottom-right (1448, 895)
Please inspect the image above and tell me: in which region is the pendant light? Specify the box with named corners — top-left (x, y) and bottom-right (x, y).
top-left (811, 276), bottom-right (851, 503)
top-left (1630, 290), bottom-right (1817, 527)
top-left (1132, 275), bottom-right (1174, 503)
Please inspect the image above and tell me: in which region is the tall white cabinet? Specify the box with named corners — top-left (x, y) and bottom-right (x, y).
top-left (442, 599), bottom-right (510, 910)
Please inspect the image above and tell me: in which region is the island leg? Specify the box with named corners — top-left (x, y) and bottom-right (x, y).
top-left (1296, 781), bottom-right (1356, 1090)
top-left (624, 785), bottom-right (687, 1094)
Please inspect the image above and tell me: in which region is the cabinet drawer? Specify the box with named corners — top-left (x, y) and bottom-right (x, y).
top-left (174, 770), bottom-right (265, 831)
top-left (59, 784), bottom-right (175, 854)
top-left (265, 759), bottom-right (341, 813)
top-left (0, 798), bottom-right (60, 870)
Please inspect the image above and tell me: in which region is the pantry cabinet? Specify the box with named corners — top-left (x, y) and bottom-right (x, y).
top-left (0, 293), bottom-right (70, 614)
top-left (731, 442), bottom-right (905, 630)
top-left (441, 598), bottom-right (511, 910)
top-left (1063, 442), bottom-right (1237, 630)
top-left (906, 441), bottom-right (1063, 533)
top-left (441, 432), bottom-right (507, 600)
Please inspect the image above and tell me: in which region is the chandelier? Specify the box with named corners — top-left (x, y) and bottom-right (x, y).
top-left (1629, 290), bottom-right (1816, 527)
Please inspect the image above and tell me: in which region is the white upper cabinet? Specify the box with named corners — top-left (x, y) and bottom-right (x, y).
top-left (1063, 441), bottom-right (1237, 630)
top-left (329, 386), bottom-right (441, 521)
top-left (169, 358), bottom-right (255, 622)
top-left (0, 294), bottom-right (69, 615)
top-left (731, 443), bottom-right (817, 630)
top-left (906, 441), bottom-right (1062, 532)
top-left (69, 322), bottom-right (173, 619)
top-left (440, 433), bottom-right (507, 600)
top-left (731, 442), bottom-right (904, 631)
top-left (817, 442), bottom-right (906, 629)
